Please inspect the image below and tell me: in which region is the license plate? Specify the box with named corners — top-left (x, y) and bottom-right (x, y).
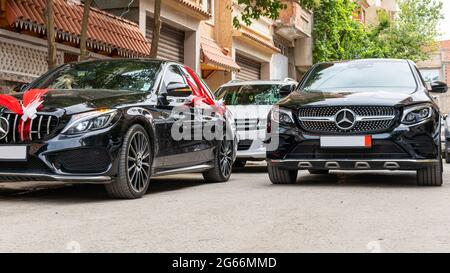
top-left (0, 146), bottom-right (28, 161)
top-left (320, 136), bottom-right (372, 148)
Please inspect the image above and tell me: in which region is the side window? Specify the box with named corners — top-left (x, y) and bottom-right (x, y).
top-left (163, 65), bottom-right (192, 104)
top-left (163, 65), bottom-right (186, 87)
top-left (413, 66), bottom-right (427, 88)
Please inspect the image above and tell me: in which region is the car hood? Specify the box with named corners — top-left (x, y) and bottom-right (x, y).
top-left (10, 89), bottom-right (148, 115)
top-left (226, 105), bottom-right (273, 121)
top-left (278, 89), bottom-right (431, 109)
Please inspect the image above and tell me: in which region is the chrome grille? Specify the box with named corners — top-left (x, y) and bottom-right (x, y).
top-left (0, 112), bottom-right (59, 143)
top-left (298, 106), bottom-right (398, 134)
top-left (235, 118), bottom-right (259, 131)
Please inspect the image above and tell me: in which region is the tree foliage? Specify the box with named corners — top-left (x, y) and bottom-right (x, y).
top-left (234, 0), bottom-right (443, 63)
top-left (369, 0), bottom-right (443, 61)
top-left (234, 0), bottom-right (320, 28)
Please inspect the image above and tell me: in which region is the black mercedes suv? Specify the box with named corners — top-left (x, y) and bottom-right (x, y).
top-left (266, 59), bottom-right (448, 186)
top-left (0, 59), bottom-right (236, 199)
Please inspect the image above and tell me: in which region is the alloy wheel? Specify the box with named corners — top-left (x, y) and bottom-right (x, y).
top-left (127, 131), bottom-right (151, 192)
top-left (219, 141), bottom-right (233, 178)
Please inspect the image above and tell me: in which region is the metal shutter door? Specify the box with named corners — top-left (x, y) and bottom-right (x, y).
top-left (146, 18), bottom-right (185, 63)
top-left (236, 54), bottom-right (261, 81)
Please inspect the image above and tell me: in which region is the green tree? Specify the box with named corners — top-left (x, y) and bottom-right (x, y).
top-left (309, 0), bottom-right (371, 62)
top-left (371, 0), bottom-right (443, 62)
top-left (233, 0), bottom-right (319, 28)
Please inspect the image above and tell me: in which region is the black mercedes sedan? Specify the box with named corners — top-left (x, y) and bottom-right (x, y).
top-left (266, 59), bottom-right (448, 186)
top-left (0, 59), bottom-right (236, 199)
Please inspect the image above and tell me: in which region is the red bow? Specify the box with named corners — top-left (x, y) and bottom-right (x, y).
top-left (0, 89), bottom-right (49, 141)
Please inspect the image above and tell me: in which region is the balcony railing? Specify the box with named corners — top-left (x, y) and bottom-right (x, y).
top-left (275, 0), bottom-right (312, 41)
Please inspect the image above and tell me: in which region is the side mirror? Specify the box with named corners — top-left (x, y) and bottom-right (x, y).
top-left (13, 83), bottom-right (28, 93)
top-left (279, 84), bottom-right (295, 97)
top-left (430, 81), bottom-right (448, 93)
top-left (166, 82), bottom-right (191, 97)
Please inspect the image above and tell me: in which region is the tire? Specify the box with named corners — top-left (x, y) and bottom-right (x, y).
top-left (268, 164), bottom-right (298, 184)
top-left (446, 151), bottom-right (450, 164)
top-left (105, 125), bottom-right (152, 199)
top-left (417, 164), bottom-right (443, 187)
top-left (309, 170), bottom-right (329, 175)
top-left (203, 140), bottom-right (233, 183)
top-left (233, 160), bottom-right (247, 168)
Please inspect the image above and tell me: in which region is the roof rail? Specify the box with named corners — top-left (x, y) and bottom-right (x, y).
top-left (227, 79), bottom-right (244, 84)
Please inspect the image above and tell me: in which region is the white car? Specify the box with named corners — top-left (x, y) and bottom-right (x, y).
top-left (215, 79), bottom-right (298, 167)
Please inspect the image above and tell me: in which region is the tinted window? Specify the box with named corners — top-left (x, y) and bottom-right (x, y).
top-left (216, 85), bottom-right (283, 105)
top-left (301, 60), bottom-right (417, 92)
top-left (32, 60), bottom-right (162, 92)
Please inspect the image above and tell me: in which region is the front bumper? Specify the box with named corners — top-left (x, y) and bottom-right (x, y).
top-left (268, 158), bottom-right (440, 171)
top-left (267, 114), bottom-right (442, 171)
top-left (0, 172), bottom-right (112, 183)
top-left (0, 122), bottom-right (124, 184)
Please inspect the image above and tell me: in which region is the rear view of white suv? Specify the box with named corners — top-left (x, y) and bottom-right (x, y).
top-left (215, 79), bottom-right (298, 167)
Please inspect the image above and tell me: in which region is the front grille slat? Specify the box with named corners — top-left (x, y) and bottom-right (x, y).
top-left (29, 118), bottom-right (33, 141)
top-left (12, 115), bottom-right (18, 142)
top-left (235, 118), bottom-right (259, 131)
top-left (47, 116), bottom-right (52, 135)
top-left (0, 112), bottom-right (59, 144)
top-left (298, 106), bottom-right (398, 134)
top-left (37, 115), bottom-right (43, 139)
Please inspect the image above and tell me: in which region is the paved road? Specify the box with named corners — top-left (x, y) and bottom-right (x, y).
top-left (1, 164), bottom-right (450, 253)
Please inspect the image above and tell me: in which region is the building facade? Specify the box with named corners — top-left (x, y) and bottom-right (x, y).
top-left (417, 40), bottom-right (450, 113)
top-left (0, 0), bottom-right (150, 93)
top-left (94, 0), bottom-right (313, 91)
top-left (354, 0), bottom-right (399, 25)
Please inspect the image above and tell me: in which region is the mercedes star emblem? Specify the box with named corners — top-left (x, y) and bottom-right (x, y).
top-left (0, 117), bottom-right (9, 140)
top-left (334, 109), bottom-right (357, 130)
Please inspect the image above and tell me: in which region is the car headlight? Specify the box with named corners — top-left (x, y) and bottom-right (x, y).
top-left (270, 107), bottom-right (294, 125)
top-left (402, 104), bottom-right (433, 125)
top-left (62, 110), bottom-right (119, 135)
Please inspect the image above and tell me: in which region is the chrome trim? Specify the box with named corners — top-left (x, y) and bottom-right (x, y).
top-left (152, 164), bottom-right (213, 177)
top-left (29, 118), bottom-right (33, 141)
top-left (12, 114), bottom-right (17, 142)
top-left (269, 159), bottom-right (440, 163)
top-left (5, 114), bottom-right (10, 142)
top-left (298, 162), bottom-right (313, 168)
top-left (298, 116), bottom-right (334, 122)
top-left (325, 162), bottom-right (340, 169)
top-left (0, 172), bottom-right (112, 183)
top-left (37, 115), bottom-right (43, 139)
top-left (355, 162), bottom-right (371, 169)
top-left (47, 115), bottom-right (52, 135)
top-left (357, 115), bottom-right (396, 121)
top-left (20, 118), bottom-right (24, 141)
top-left (384, 162), bottom-right (401, 169)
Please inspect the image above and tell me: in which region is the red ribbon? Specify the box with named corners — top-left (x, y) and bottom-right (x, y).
top-left (0, 89), bottom-right (49, 141)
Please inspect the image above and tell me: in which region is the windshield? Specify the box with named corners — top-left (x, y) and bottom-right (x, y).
top-left (216, 84), bottom-right (283, 105)
top-left (301, 60), bottom-right (417, 93)
top-left (31, 60), bottom-right (162, 92)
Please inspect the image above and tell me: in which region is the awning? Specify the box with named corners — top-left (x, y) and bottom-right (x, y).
top-left (238, 26), bottom-right (280, 53)
top-left (5, 0), bottom-right (150, 58)
top-left (175, 0), bottom-right (211, 19)
top-left (201, 36), bottom-right (240, 72)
